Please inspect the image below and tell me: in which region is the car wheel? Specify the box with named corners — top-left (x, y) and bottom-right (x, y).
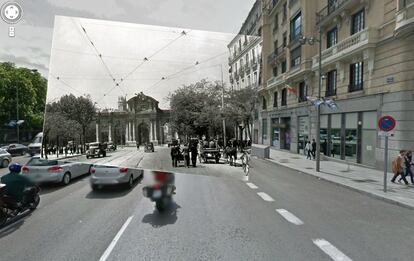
top-left (1, 159), bottom-right (9, 168)
top-left (128, 175), bottom-right (134, 188)
top-left (62, 172), bottom-right (71, 185)
top-left (86, 155), bottom-right (90, 159)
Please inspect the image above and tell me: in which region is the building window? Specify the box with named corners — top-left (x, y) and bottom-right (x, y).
top-left (298, 82), bottom-right (307, 102)
top-left (254, 72), bottom-right (258, 83)
top-left (349, 62), bottom-right (363, 92)
top-left (273, 91), bottom-right (278, 107)
top-left (327, 27), bottom-right (338, 48)
top-left (274, 13), bottom-right (279, 31)
top-left (262, 96), bottom-right (267, 110)
top-left (262, 118), bottom-right (268, 142)
top-left (283, 32), bottom-right (287, 47)
top-left (351, 9), bottom-right (365, 35)
top-left (248, 75), bottom-right (251, 87)
top-left (281, 60), bottom-right (287, 73)
top-left (326, 70), bottom-right (337, 96)
top-left (281, 88), bottom-right (287, 106)
top-left (290, 46), bottom-right (301, 68)
top-left (272, 66), bottom-right (278, 77)
top-left (252, 49), bottom-right (256, 63)
top-left (290, 12), bottom-right (302, 42)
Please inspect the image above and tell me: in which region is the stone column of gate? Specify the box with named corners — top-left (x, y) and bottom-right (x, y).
top-left (154, 119), bottom-right (158, 145)
top-left (108, 125), bottom-right (112, 142)
top-left (150, 120), bottom-right (154, 141)
top-left (125, 122), bottom-right (129, 144)
top-left (95, 123), bottom-right (99, 142)
top-left (132, 121), bottom-right (136, 141)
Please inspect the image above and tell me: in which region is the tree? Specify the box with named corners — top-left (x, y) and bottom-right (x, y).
top-left (0, 62), bottom-right (47, 131)
top-left (168, 79), bottom-right (223, 140)
top-left (225, 85), bottom-right (258, 140)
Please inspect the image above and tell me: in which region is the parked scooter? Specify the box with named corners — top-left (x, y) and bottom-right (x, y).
top-left (142, 171), bottom-right (175, 212)
top-left (0, 183), bottom-right (40, 226)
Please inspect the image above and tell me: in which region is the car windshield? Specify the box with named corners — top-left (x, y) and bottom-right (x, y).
top-left (0, 149), bottom-right (8, 154)
top-left (32, 136), bottom-right (42, 144)
top-left (26, 158), bottom-right (58, 166)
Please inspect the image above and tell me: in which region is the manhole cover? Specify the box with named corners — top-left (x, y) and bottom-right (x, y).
top-left (352, 179), bottom-right (377, 183)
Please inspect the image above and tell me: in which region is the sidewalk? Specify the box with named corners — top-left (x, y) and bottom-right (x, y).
top-left (266, 148), bottom-right (414, 210)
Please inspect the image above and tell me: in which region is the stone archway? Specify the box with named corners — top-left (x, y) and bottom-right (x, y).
top-left (137, 122), bottom-right (150, 145)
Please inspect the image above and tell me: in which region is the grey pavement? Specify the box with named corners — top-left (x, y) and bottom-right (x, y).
top-left (267, 148), bottom-right (414, 209)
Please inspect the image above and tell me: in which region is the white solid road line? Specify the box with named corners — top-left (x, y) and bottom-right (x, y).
top-left (257, 192), bottom-right (275, 202)
top-left (99, 216), bottom-right (134, 261)
top-left (246, 182), bottom-right (258, 189)
top-left (275, 209), bottom-right (304, 225)
top-left (313, 238), bottom-right (353, 261)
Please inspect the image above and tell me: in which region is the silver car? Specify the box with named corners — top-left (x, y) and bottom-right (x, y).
top-left (22, 157), bottom-right (92, 185)
top-left (0, 149), bottom-right (12, 168)
top-left (90, 165), bottom-right (144, 190)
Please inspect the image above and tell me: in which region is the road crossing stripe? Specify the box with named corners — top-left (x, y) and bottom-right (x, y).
top-left (276, 209), bottom-right (304, 225)
top-left (312, 238), bottom-right (353, 261)
top-left (246, 182), bottom-right (258, 189)
top-left (257, 192), bottom-right (275, 202)
top-left (99, 216), bottom-right (134, 261)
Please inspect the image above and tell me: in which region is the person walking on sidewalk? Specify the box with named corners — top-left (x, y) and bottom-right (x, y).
top-left (305, 141), bottom-right (312, 160)
top-left (391, 150), bottom-right (409, 185)
top-left (311, 139), bottom-right (317, 160)
top-left (399, 150), bottom-right (413, 184)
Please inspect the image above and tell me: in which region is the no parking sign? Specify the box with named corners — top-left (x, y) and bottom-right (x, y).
top-left (378, 115), bottom-right (397, 193)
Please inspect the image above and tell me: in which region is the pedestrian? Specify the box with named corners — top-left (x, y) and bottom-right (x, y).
top-left (303, 140), bottom-right (308, 156)
top-left (311, 139), bottom-right (317, 159)
top-left (197, 140), bottom-right (203, 163)
top-left (391, 150), bottom-right (409, 185)
top-left (170, 145), bottom-right (177, 167)
top-left (190, 141), bottom-right (198, 167)
top-left (136, 141), bottom-right (139, 151)
top-left (183, 144), bottom-right (190, 168)
top-left (305, 141), bottom-right (312, 160)
top-left (399, 150), bottom-right (413, 184)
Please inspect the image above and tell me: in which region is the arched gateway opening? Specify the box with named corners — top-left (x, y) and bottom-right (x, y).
top-left (137, 122), bottom-right (150, 145)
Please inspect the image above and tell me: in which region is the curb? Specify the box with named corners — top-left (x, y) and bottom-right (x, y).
top-left (264, 158), bottom-right (414, 211)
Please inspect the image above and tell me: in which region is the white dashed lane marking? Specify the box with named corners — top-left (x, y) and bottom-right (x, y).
top-left (99, 216), bottom-right (134, 261)
top-left (313, 238), bottom-right (353, 261)
top-left (246, 182), bottom-right (258, 189)
top-left (276, 209), bottom-right (304, 225)
top-left (257, 192), bottom-right (275, 202)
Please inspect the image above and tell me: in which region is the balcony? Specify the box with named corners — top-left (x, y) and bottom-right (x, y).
top-left (317, 0), bottom-right (367, 26)
top-left (245, 65), bottom-right (251, 74)
top-left (312, 27), bottom-right (379, 69)
top-left (240, 67), bottom-right (245, 77)
top-left (266, 0), bottom-right (281, 15)
top-left (267, 74), bottom-right (286, 88)
top-left (267, 46), bottom-right (286, 65)
top-left (395, 0), bottom-right (414, 37)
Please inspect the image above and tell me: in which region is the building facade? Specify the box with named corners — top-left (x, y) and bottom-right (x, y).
top-left (95, 93), bottom-right (171, 146)
top-left (258, 0), bottom-right (414, 170)
top-left (227, 0), bottom-right (263, 141)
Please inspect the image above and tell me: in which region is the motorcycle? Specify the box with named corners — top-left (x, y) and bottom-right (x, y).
top-left (142, 171), bottom-right (175, 212)
top-left (0, 183), bottom-right (40, 226)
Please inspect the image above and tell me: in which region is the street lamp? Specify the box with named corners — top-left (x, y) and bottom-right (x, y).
top-left (299, 27), bottom-right (323, 172)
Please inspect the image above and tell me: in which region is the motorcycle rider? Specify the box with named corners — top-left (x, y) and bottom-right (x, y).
top-left (1, 163), bottom-right (35, 206)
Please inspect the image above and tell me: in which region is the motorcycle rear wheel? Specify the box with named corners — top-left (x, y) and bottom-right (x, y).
top-left (0, 210), bottom-right (7, 226)
top-left (29, 194), bottom-right (40, 210)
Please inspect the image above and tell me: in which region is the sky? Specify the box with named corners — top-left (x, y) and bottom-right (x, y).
top-left (47, 16), bottom-right (252, 109)
top-left (0, 0), bottom-right (256, 77)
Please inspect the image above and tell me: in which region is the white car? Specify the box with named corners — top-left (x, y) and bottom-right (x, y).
top-left (0, 149), bottom-right (12, 168)
top-left (90, 165), bottom-right (144, 190)
top-left (22, 157), bottom-right (91, 185)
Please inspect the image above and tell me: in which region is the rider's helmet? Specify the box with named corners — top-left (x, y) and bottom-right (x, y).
top-left (9, 163), bottom-right (22, 173)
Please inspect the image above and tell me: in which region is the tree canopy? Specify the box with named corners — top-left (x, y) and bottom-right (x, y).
top-left (0, 62), bottom-right (47, 130)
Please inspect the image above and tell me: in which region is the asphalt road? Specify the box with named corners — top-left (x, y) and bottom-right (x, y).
top-left (0, 146), bottom-right (413, 260)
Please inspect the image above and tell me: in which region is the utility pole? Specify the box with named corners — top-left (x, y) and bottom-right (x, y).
top-left (316, 26), bottom-right (322, 172)
top-left (221, 64), bottom-right (227, 147)
top-left (16, 85), bottom-right (19, 144)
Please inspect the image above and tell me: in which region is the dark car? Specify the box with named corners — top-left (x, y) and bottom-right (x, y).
top-left (86, 142), bottom-right (107, 159)
top-left (1, 143), bottom-right (28, 156)
top-left (144, 142), bottom-right (154, 153)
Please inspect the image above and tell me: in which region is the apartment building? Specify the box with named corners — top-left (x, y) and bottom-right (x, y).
top-left (227, 0), bottom-right (263, 141)
top-left (257, 0), bottom-right (414, 169)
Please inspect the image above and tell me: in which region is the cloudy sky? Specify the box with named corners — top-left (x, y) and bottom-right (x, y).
top-left (47, 16), bottom-right (255, 109)
top-left (0, 0), bottom-right (255, 77)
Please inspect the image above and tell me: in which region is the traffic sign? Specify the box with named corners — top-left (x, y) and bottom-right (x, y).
top-left (378, 115), bottom-right (396, 132)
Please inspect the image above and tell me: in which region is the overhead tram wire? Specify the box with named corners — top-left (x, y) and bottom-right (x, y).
top-left (121, 30), bottom-right (190, 82)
